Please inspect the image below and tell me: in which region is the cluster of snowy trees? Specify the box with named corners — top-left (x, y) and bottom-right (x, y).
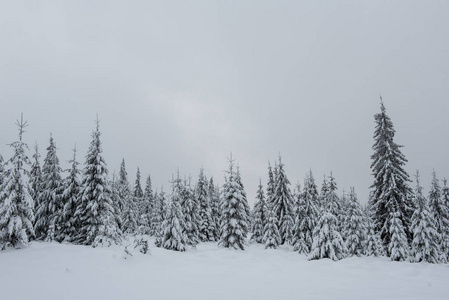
top-left (0, 102), bottom-right (448, 264)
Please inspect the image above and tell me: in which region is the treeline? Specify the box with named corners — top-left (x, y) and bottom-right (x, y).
top-left (0, 101), bottom-right (448, 264)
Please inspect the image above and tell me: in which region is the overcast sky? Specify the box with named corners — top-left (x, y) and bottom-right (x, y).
top-left (1, 1), bottom-right (448, 205)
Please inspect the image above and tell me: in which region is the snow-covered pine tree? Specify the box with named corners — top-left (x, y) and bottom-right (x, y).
top-left (160, 175), bottom-right (188, 251)
top-left (272, 156), bottom-right (295, 245)
top-left (266, 163), bottom-right (275, 218)
top-left (34, 134), bottom-right (64, 242)
top-left (428, 171), bottom-right (449, 262)
top-left (110, 172), bottom-right (123, 231)
top-left (251, 180), bottom-right (266, 243)
top-left (342, 188), bottom-right (367, 257)
top-left (28, 143), bottom-right (42, 227)
top-left (263, 202), bottom-right (281, 249)
top-left (74, 119), bottom-right (121, 246)
top-left (326, 173), bottom-right (343, 231)
top-left (119, 159), bottom-right (137, 235)
top-left (236, 166), bottom-right (251, 229)
top-left (133, 167), bottom-right (145, 232)
top-left (208, 177), bottom-right (221, 241)
top-left (153, 188), bottom-right (167, 246)
top-left (308, 204), bottom-right (347, 261)
top-left (219, 156), bottom-right (249, 250)
top-left (365, 215), bottom-right (385, 257)
top-left (140, 174), bottom-right (153, 235)
top-left (319, 175), bottom-right (329, 211)
top-left (59, 145), bottom-right (81, 242)
top-left (293, 170), bottom-right (320, 252)
top-left (0, 115), bottom-right (35, 248)
top-left (410, 171), bottom-right (440, 263)
top-left (180, 178), bottom-right (200, 246)
top-left (196, 168), bottom-right (214, 242)
top-left (291, 183), bottom-right (308, 254)
top-left (440, 179), bottom-right (449, 261)
top-left (369, 100), bottom-right (413, 252)
top-left (388, 210), bottom-right (409, 262)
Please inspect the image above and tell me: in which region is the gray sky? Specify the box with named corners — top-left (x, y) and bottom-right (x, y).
top-left (1, 1), bottom-right (448, 205)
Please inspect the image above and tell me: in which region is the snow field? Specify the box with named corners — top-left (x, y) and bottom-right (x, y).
top-left (1, 239), bottom-right (449, 300)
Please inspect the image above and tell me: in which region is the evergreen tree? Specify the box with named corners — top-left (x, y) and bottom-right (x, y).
top-left (0, 115), bottom-right (35, 248)
top-left (153, 188), bottom-right (167, 246)
top-left (180, 179), bottom-right (200, 246)
top-left (28, 143), bottom-right (42, 226)
top-left (410, 171), bottom-right (440, 263)
top-left (251, 180), bottom-right (266, 243)
top-left (428, 171), bottom-right (449, 262)
top-left (34, 134), bottom-right (64, 241)
top-left (208, 177), bottom-right (221, 241)
top-left (236, 166), bottom-right (251, 228)
top-left (59, 146), bottom-right (81, 242)
top-left (369, 100), bottom-right (413, 252)
top-left (272, 156), bottom-right (295, 245)
top-left (160, 175), bottom-right (188, 251)
top-left (292, 183), bottom-right (308, 254)
top-left (219, 156), bottom-right (249, 250)
top-left (109, 172), bottom-right (123, 232)
top-left (74, 120), bottom-right (121, 246)
top-left (266, 163), bottom-right (275, 217)
top-left (294, 170), bottom-right (320, 252)
top-left (133, 167), bottom-right (145, 232)
top-left (440, 179), bottom-right (449, 261)
top-left (325, 173), bottom-right (343, 230)
top-left (119, 159), bottom-right (137, 234)
top-left (197, 168), bottom-right (214, 242)
top-left (388, 210), bottom-right (409, 261)
top-left (140, 174), bottom-right (153, 235)
top-left (263, 203), bottom-right (281, 249)
top-left (365, 216), bottom-right (385, 257)
top-left (319, 175), bottom-right (329, 211)
top-left (342, 188), bottom-right (367, 257)
top-left (308, 207), bottom-right (347, 261)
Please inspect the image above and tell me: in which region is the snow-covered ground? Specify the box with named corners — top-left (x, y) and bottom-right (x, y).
top-left (1, 239), bottom-right (449, 300)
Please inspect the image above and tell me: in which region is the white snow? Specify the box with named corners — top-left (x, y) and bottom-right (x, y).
top-left (1, 239), bottom-right (449, 300)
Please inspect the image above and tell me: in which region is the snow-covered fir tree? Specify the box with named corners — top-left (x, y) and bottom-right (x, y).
top-left (196, 168), bottom-right (214, 242)
top-left (272, 156), bottom-right (295, 245)
top-left (319, 175), bottom-right (329, 211)
top-left (428, 171), bottom-right (449, 262)
top-left (28, 143), bottom-right (42, 226)
top-left (293, 170), bottom-right (320, 252)
top-left (263, 202), bottom-right (281, 249)
top-left (342, 188), bottom-right (367, 257)
top-left (109, 172), bottom-right (123, 232)
top-left (160, 175), bottom-right (188, 251)
top-left (180, 179), bottom-right (200, 246)
top-left (139, 174), bottom-right (153, 234)
top-left (153, 188), bottom-right (167, 246)
top-left (410, 171), bottom-right (440, 263)
top-left (266, 163), bottom-right (275, 219)
top-left (308, 198), bottom-right (347, 261)
top-left (388, 210), bottom-right (409, 261)
top-left (119, 159), bottom-right (137, 234)
top-left (291, 183), bottom-right (308, 254)
top-left (74, 120), bottom-right (121, 246)
top-left (208, 177), bottom-right (221, 241)
top-left (251, 180), bottom-right (266, 243)
top-left (59, 146), bottom-right (81, 242)
top-left (133, 167), bottom-right (145, 232)
top-left (365, 216), bottom-right (385, 257)
top-left (325, 173), bottom-right (343, 230)
top-left (369, 100), bottom-right (413, 252)
top-left (219, 156), bottom-right (249, 250)
top-left (0, 116), bottom-right (35, 248)
top-left (34, 134), bottom-right (64, 242)
top-left (236, 166), bottom-right (251, 228)
top-left (440, 179), bottom-right (449, 261)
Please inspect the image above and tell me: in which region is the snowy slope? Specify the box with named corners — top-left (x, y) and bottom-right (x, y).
top-left (1, 239), bottom-right (448, 300)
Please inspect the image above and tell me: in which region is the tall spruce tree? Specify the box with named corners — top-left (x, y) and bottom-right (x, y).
top-left (29, 143), bottom-right (42, 226)
top-left (272, 156), bottom-right (295, 245)
top-left (440, 179), bottom-right (449, 261)
top-left (266, 163), bottom-right (275, 218)
top-left (428, 171), bottom-right (449, 262)
top-left (119, 159), bottom-right (137, 234)
top-left (410, 171), bottom-right (440, 263)
top-left (197, 168), bottom-right (214, 242)
top-left (180, 178), bottom-right (200, 246)
top-left (160, 175), bottom-right (188, 251)
top-left (219, 156), bottom-right (249, 250)
top-left (251, 180), bottom-right (266, 243)
top-left (236, 166), bottom-right (251, 228)
top-left (369, 100), bottom-right (413, 254)
top-left (153, 188), bottom-right (167, 246)
top-left (140, 174), bottom-right (153, 234)
top-left (59, 146), bottom-right (81, 242)
top-left (0, 115), bottom-right (35, 248)
top-left (133, 167), bottom-right (145, 232)
top-left (208, 177), bottom-right (221, 241)
top-left (34, 134), bottom-right (64, 241)
top-left (263, 202), bottom-right (281, 249)
top-left (342, 188), bottom-right (367, 257)
top-left (74, 120), bottom-right (121, 246)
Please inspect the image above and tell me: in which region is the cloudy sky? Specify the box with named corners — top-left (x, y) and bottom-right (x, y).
top-left (1, 1), bottom-right (448, 205)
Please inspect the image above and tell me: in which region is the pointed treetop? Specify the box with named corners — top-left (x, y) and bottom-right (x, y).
top-left (15, 113), bottom-right (29, 142)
